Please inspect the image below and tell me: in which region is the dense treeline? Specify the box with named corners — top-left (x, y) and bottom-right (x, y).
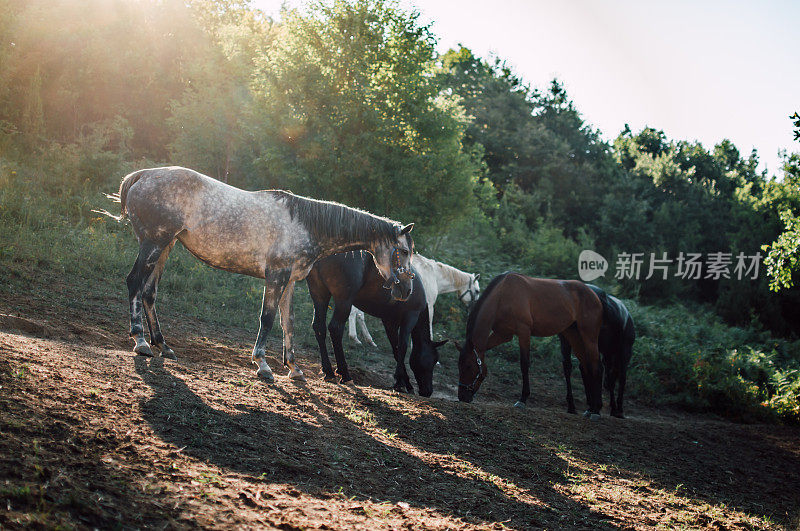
top-left (1, 0), bottom-right (799, 419)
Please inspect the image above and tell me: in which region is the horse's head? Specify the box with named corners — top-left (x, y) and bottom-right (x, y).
top-left (456, 340), bottom-right (486, 402)
top-left (372, 223), bottom-right (415, 301)
top-left (410, 338), bottom-right (447, 398)
top-left (457, 273), bottom-right (481, 308)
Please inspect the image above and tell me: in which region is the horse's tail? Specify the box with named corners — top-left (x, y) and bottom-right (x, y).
top-left (92, 169), bottom-right (147, 222)
top-left (118, 169), bottom-right (148, 219)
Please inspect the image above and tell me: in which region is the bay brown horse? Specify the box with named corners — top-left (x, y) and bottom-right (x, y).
top-left (457, 272), bottom-right (604, 418)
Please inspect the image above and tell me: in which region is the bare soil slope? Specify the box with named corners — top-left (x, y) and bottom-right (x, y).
top-left (1, 297), bottom-right (799, 529)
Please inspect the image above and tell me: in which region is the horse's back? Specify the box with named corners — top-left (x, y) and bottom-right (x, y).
top-left (123, 166), bottom-right (305, 277)
top-left (483, 275), bottom-right (598, 337)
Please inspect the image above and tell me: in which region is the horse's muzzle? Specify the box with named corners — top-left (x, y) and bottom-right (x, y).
top-left (390, 281), bottom-right (412, 301)
top-left (458, 387), bottom-right (474, 403)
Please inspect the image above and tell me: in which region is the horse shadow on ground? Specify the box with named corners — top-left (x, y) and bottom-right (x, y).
top-left (133, 356), bottom-right (616, 529)
top-left (481, 369), bottom-right (800, 527)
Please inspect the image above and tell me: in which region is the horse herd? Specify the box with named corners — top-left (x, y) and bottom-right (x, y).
top-left (118, 166), bottom-right (635, 420)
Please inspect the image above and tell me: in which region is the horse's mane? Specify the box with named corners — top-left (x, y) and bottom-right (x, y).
top-left (271, 191), bottom-right (399, 246)
top-left (427, 257), bottom-right (471, 286)
top-left (460, 272), bottom-right (512, 360)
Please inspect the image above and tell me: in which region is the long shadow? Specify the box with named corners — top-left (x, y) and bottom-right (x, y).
top-left (133, 357), bottom-right (614, 528)
top-left (460, 359), bottom-right (800, 527)
top-left (0, 360), bottom-right (181, 529)
top-left (564, 408), bottom-right (800, 525)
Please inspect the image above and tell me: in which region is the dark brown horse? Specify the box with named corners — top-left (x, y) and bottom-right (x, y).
top-left (560, 284), bottom-right (635, 418)
top-left (457, 272), bottom-right (604, 419)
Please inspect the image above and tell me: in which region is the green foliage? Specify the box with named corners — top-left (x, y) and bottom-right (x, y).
top-left (764, 208), bottom-right (800, 291)
top-left (763, 114), bottom-right (800, 292)
top-left (622, 302), bottom-right (800, 422)
top-left (250, 0), bottom-right (479, 234)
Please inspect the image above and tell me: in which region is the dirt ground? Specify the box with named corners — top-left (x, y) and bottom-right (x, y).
top-left (1, 294), bottom-right (799, 530)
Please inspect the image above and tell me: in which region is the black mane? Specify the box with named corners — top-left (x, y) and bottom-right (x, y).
top-left (460, 271), bottom-right (513, 361)
top-left (271, 191), bottom-right (400, 246)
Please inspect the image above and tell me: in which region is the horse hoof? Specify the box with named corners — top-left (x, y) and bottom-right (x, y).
top-left (339, 375), bottom-right (353, 384)
top-left (367, 341), bottom-right (377, 347)
top-left (611, 411), bottom-right (625, 419)
top-left (589, 413), bottom-right (601, 422)
top-left (257, 368), bottom-right (275, 383)
top-left (567, 408), bottom-right (577, 414)
top-left (288, 368), bottom-right (306, 382)
top-left (513, 401), bottom-right (526, 409)
top-left (133, 341), bottom-right (153, 357)
top-left (160, 347), bottom-right (177, 360)
top-left (323, 373), bottom-right (337, 382)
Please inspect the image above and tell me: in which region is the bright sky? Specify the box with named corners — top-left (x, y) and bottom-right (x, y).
top-left (253, 0), bottom-right (799, 177)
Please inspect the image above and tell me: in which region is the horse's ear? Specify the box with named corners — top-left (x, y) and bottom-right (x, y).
top-left (399, 223), bottom-right (414, 235)
top-left (433, 339), bottom-right (448, 349)
top-left (474, 273), bottom-right (480, 281)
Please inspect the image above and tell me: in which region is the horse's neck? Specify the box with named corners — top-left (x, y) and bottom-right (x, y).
top-left (429, 260), bottom-right (469, 295)
top-left (281, 194), bottom-right (396, 257)
top-left (320, 239), bottom-right (376, 257)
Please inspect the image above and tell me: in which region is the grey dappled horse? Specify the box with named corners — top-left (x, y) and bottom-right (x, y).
top-left (119, 166), bottom-right (414, 382)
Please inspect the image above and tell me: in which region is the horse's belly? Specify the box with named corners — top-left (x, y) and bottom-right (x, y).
top-left (178, 230), bottom-right (267, 278)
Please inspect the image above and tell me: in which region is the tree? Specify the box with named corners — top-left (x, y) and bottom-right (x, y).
top-left (251, 0), bottom-right (479, 234)
top-left (764, 114), bottom-right (800, 291)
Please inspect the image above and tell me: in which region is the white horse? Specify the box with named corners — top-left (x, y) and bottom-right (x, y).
top-left (347, 254), bottom-right (480, 343)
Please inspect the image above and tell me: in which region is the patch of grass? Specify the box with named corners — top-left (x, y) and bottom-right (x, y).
top-left (344, 406), bottom-right (377, 428)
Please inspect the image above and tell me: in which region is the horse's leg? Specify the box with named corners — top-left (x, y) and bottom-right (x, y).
top-left (381, 318), bottom-right (405, 393)
top-left (575, 323), bottom-right (603, 418)
top-left (141, 240), bottom-right (176, 359)
top-left (308, 283), bottom-right (335, 380)
top-left (559, 334), bottom-right (577, 414)
top-left (604, 349), bottom-right (619, 417)
top-left (347, 309), bottom-right (362, 345)
top-left (126, 240), bottom-right (164, 356)
top-left (328, 301), bottom-right (354, 383)
top-left (514, 328), bottom-right (532, 408)
top-left (357, 310), bottom-right (377, 347)
top-left (561, 328), bottom-right (597, 418)
top-left (427, 301), bottom-right (435, 338)
top-left (613, 342), bottom-right (633, 418)
top-left (396, 312), bottom-right (419, 393)
top-left (251, 268), bottom-right (291, 383)
top-left (278, 280), bottom-right (305, 381)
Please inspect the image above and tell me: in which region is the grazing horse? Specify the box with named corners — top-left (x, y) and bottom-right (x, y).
top-left (118, 166), bottom-right (414, 383)
top-left (560, 284), bottom-right (635, 418)
top-left (346, 255), bottom-right (480, 342)
top-left (456, 272), bottom-right (604, 419)
top-left (306, 251), bottom-right (447, 396)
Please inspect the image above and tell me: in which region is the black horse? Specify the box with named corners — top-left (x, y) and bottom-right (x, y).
top-left (560, 284), bottom-right (635, 418)
top-left (306, 251), bottom-right (446, 397)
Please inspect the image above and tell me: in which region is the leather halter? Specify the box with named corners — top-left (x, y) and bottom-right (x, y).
top-left (458, 285), bottom-right (478, 304)
top-left (458, 346), bottom-right (484, 392)
top-left (382, 247), bottom-right (415, 289)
